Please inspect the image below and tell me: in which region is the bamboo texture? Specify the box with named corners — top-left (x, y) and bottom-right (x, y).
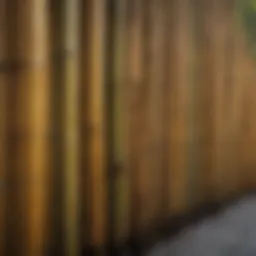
top-left (0, 0), bottom-right (256, 254)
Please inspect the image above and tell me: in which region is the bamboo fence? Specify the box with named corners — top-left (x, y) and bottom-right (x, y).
top-left (0, 0), bottom-right (255, 254)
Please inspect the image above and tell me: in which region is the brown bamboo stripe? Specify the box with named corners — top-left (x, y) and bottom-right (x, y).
top-left (166, 0), bottom-right (190, 214)
top-left (223, 0), bottom-right (241, 196)
top-left (146, 0), bottom-right (165, 224)
top-left (80, 0), bottom-right (91, 250)
top-left (232, 17), bottom-right (251, 191)
top-left (48, 1), bottom-right (65, 254)
top-left (209, 0), bottom-right (231, 200)
top-left (83, 0), bottom-right (108, 248)
top-left (62, 0), bottom-right (81, 255)
top-left (5, 1), bottom-right (32, 255)
top-left (125, 0), bottom-right (147, 236)
top-left (112, 0), bottom-right (130, 244)
top-left (194, 0), bottom-right (216, 202)
top-left (0, 0), bottom-right (7, 254)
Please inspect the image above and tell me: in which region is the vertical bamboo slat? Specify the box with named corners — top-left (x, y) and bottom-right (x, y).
top-left (112, 0), bottom-right (130, 244)
top-left (5, 0), bottom-right (50, 255)
top-left (125, 0), bottom-right (143, 236)
top-left (0, 0), bottom-right (7, 253)
top-left (62, 0), bottom-right (80, 255)
top-left (82, 0), bottom-right (108, 248)
top-left (147, 0), bottom-right (165, 223)
top-left (223, 0), bottom-right (239, 195)
top-left (126, 0), bottom-right (159, 235)
top-left (211, 0), bottom-right (231, 199)
top-left (166, 0), bottom-right (190, 213)
top-left (136, 0), bottom-right (153, 233)
top-left (25, 0), bottom-right (50, 255)
top-left (234, 19), bottom-right (251, 191)
top-left (195, 0), bottom-right (217, 201)
top-left (5, 1), bottom-right (32, 254)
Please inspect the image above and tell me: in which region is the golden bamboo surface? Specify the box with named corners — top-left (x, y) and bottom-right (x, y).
top-left (4, 1), bottom-right (50, 255)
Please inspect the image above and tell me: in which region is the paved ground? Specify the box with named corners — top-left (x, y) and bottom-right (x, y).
top-left (147, 196), bottom-right (256, 256)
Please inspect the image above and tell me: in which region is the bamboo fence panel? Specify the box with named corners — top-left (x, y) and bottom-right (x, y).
top-left (0, 0), bottom-right (256, 253)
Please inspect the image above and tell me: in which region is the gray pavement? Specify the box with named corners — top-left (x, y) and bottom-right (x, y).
top-left (147, 196), bottom-right (256, 256)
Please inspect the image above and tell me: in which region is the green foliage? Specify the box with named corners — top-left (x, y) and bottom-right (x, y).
top-left (238, 0), bottom-right (256, 56)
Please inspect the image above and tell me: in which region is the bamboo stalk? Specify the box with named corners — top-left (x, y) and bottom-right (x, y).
top-left (82, 0), bottom-right (108, 248)
top-left (125, 0), bottom-right (145, 235)
top-left (25, 1), bottom-right (51, 255)
top-left (62, 0), bottom-right (80, 255)
top-left (195, 0), bottom-right (221, 201)
top-left (210, 0), bottom-right (231, 199)
top-left (48, 1), bottom-right (65, 253)
top-left (237, 27), bottom-right (256, 190)
top-left (166, 0), bottom-right (190, 213)
top-left (223, 1), bottom-right (241, 195)
top-left (146, 0), bottom-right (165, 223)
top-left (5, 0), bottom-right (51, 255)
top-left (112, 0), bottom-right (130, 244)
top-left (5, 1), bottom-right (32, 254)
top-left (228, 17), bottom-right (247, 192)
top-left (0, 0), bottom-right (7, 253)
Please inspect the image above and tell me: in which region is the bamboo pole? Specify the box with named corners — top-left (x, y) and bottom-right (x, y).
top-left (224, 0), bottom-right (242, 195)
top-left (210, 0), bottom-right (232, 199)
top-left (112, 0), bottom-right (130, 244)
top-left (0, 0), bottom-right (7, 253)
top-left (49, 1), bottom-right (81, 254)
top-left (25, 1), bottom-right (51, 255)
top-left (194, 0), bottom-right (214, 202)
top-left (5, 1), bottom-right (33, 254)
top-left (81, 0), bottom-right (108, 249)
top-left (146, 0), bottom-right (165, 223)
top-left (166, 0), bottom-right (190, 213)
top-left (125, 0), bottom-right (146, 235)
top-left (62, 0), bottom-right (80, 255)
top-left (237, 27), bottom-right (256, 190)
top-left (5, 0), bottom-right (51, 255)
top-left (194, 0), bottom-right (223, 201)
top-left (48, 1), bottom-right (65, 253)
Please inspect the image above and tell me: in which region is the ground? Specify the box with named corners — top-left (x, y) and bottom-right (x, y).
top-left (147, 196), bottom-right (256, 256)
